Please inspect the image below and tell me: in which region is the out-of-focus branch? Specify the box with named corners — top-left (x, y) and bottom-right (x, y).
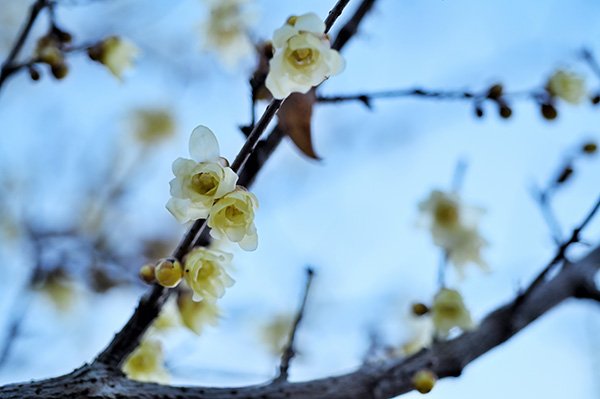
top-left (0, 0), bottom-right (50, 92)
top-left (275, 268), bottom-right (315, 382)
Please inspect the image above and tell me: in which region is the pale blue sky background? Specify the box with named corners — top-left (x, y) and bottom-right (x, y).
top-left (0, 0), bottom-right (599, 398)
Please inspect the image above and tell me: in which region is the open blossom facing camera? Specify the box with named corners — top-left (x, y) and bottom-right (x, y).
top-left (547, 69), bottom-right (586, 104)
top-left (183, 247), bottom-right (234, 301)
top-left (431, 288), bottom-right (474, 338)
top-left (419, 190), bottom-right (487, 271)
top-left (265, 13), bottom-right (344, 99)
top-left (207, 187), bottom-right (258, 251)
top-left (166, 126), bottom-right (238, 223)
top-left (122, 339), bottom-right (169, 384)
top-left (201, 0), bottom-right (255, 68)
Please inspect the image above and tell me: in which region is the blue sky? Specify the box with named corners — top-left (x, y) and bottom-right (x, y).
top-left (0, 0), bottom-right (599, 397)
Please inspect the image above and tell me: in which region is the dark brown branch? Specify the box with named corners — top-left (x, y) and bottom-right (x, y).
top-left (0, 0), bottom-right (50, 92)
top-left (331, 0), bottom-right (376, 51)
top-left (276, 268), bottom-right (315, 382)
top-left (324, 0), bottom-right (351, 32)
top-left (2, 245), bottom-right (599, 398)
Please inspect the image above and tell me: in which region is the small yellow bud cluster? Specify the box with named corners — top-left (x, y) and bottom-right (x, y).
top-left (87, 36), bottom-right (139, 81)
top-left (412, 369), bottom-right (437, 394)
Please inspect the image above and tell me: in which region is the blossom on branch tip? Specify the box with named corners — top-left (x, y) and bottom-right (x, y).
top-left (154, 258), bottom-right (183, 288)
top-left (183, 247), bottom-right (234, 301)
top-left (166, 125), bottom-right (238, 223)
top-left (265, 13), bottom-right (344, 99)
top-left (122, 339), bottom-right (169, 384)
top-left (207, 187), bottom-right (259, 251)
top-left (88, 36), bottom-right (139, 81)
top-left (431, 288), bottom-right (473, 338)
top-left (546, 69), bottom-right (586, 104)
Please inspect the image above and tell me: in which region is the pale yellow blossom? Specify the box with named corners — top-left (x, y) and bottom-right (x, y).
top-left (266, 13), bottom-right (344, 99)
top-left (200, 0), bottom-right (255, 68)
top-left (122, 339), bottom-right (169, 384)
top-left (167, 126), bottom-right (238, 223)
top-left (154, 258), bottom-right (183, 288)
top-left (177, 290), bottom-right (220, 335)
top-left (547, 69), bottom-right (586, 104)
top-left (183, 247), bottom-right (234, 301)
top-left (207, 187), bottom-right (258, 251)
top-left (131, 108), bottom-right (175, 144)
top-left (431, 288), bottom-right (473, 338)
top-left (90, 36), bottom-right (139, 81)
top-left (260, 314), bottom-right (293, 355)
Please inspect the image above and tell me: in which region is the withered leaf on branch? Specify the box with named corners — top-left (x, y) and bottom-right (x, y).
top-left (278, 90), bottom-right (319, 160)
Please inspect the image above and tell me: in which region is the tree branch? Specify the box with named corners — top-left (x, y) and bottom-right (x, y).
top-left (0, 0), bottom-right (50, 92)
top-left (2, 245), bottom-right (599, 398)
top-left (275, 268), bottom-right (315, 382)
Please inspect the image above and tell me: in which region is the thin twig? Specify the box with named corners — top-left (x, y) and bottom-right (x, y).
top-left (275, 268), bottom-right (315, 382)
top-left (0, 0), bottom-right (50, 92)
top-left (515, 194), bottom-right (600, 306)
top-left (581, 48), bottom-right (600, 81)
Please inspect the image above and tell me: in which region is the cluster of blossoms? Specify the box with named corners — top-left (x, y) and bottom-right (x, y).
top-left (200, 0), bottom-right (255, 68)
top-left (419, 190), bottom-right (488, 274)
top-left (546, 69), bottom-right (587, 105)
top-left (265, 13), bottom-right (344, 99)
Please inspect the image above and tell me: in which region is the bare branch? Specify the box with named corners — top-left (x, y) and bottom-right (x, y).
top-left (276, 268), bottom-right (315, 382)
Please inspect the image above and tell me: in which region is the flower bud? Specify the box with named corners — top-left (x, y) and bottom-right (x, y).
top-left (50, 63), bottom-right (69, 80)
top-left (412, 303), bottom-right (430, 316)
top-left (155, 258), bottom-right (182, 288)
top-left (582, 141), bottom-right (597, 155)
top-left (412, 369), bottom-right (437, 394)
top-left (541, 103), bottom-right (557, 120)
top-left (486, 83), bottom-right (503, 100)
top-left (139, 264), bottom-right (156, 284)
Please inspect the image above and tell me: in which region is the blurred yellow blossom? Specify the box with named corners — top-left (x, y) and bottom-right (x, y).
top-left (88, 36), bottom-right (139, 80)
top-left (177, 290), bottom-right (220, 335)
top-left (122, 339), bottom-right (169, 384)
top-left (547, 69), bottom-right (586, 104)
top-left (131, 108), bottom-right (175, 144)
top-left (260, 314), bottom-right (293, 355)
top-left (266, 12), bottom-right (344, 99)
top-left (431, 288), bottom-right (473, 338)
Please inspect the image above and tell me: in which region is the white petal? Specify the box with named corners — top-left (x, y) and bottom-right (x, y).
top-left (172, 157), bottom-right (196, 175)
top-left (166, 198), bottom-right (192, 223)
top-left (214, 167), bottom-right (239, 198)
top-left (189, 125), bottom-right (220, 162)
top-left (326, 49), bottom-right (345, 76)
top-left (273, 25), bottom-right (297, 48)
top-left (295, 13), bottom-right (325, 34)
top-left (238, 229), bottom-right (258, 251)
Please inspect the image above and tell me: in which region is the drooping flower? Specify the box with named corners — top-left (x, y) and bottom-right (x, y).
top-left (207, 187), bottom-right (258, 251)
top-left (431, 288), bottom-right (473, 338)
top-left (260, 314), bottom-right (293, 355)
top-left (183, 247), bottom-right (234, 301)
top-left (166, 126), bottom-right (238, 223)
top-left (88, 36), bottom-right (139, 81)
top-left (418, 190), bottom-right (487, 271)
top-left (265, 12), bottom-right (344, 99)
top-left (177, 290), bottom-right (220, 335)
top-left (200, 0), bottom-right (255, 68)
top-left (122, 339), bottom-right (169, 384)
top-left (547, 69), bottom-right (586, 104)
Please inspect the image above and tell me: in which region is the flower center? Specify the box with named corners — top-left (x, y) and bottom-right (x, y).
top-left (198, 261), bottom-right (217, 279)
top-left (290, 48), bottom-right (316, 66)
top-left (224, 205), bottom-right (245, 223)
top-left (191, 172), bottom-right (218, 196)
top-left (434, 202), bottom-right (459, 227)
top-left (438, 303), bottom-right (460, 319)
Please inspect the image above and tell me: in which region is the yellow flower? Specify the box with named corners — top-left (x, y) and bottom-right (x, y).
top-left (207, 187), bottom-right (258, 251)
top-left (431, 288), bottom-right (473, 338)
top-left (167, 126), bottom-right (238, 223)
top-left (260, 314), bottom-right (293, 355)
top-left (89, 36), bottom-right (139, 80)
top-left (401, 316), bottom-right (434, 356)
top-left (547, 69), bottom-right (586, 104)
top-left (200, 0), bottom-right (255, 68)
top-left (150, 299), bottom-right (180, 333)
top-left (418, 190), bottom-right (487, 271)
top-left (266, 12), bottom-right (344, 99)
top-left (122, 339), bottom-right (169, 384)
top-left (183, 247), bottom-right (234, 301)
top-left (177, 290), bottom-right (220, 335)
top-left (131, 108), bottom-right (175, 144)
